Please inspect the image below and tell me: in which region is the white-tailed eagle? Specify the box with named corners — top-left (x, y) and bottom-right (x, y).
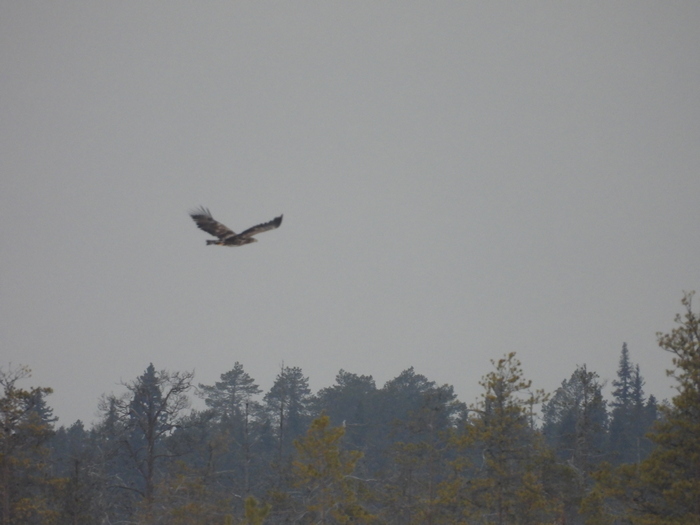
top-left (190, 207), bottom-right (283, 246)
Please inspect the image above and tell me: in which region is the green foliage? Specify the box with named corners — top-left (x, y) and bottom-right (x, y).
top-left (197, 363), bottom-right (263, 497)
top-left (264, 366), bottom-right (312, 464)
top-left (199, 362), bottom-right (262, 422)
top-left (11, 292), bottom-right (699, 524)
top-left (292, 414), bottom-right (374, 524)
top-left (590, 292), bottom-right (700, 523)
top-left (440, 353), bottom-right (560, 524)
top-left (632, 291), bottom-right (700, 522)
top-left (379, 381), bottom-right (462, 524)
top-left (608, 344), bottom-right (656, 465)
top-left (542, 365), bottom-right (607, 471)
top-left (313, 370), bottom-right (377, 453)
top-left (137, 460), bottom-right (237, 525)
top-left (0, 365), bottom-right (58, 525)
top-left (242, 495), bottom-right (270, 525)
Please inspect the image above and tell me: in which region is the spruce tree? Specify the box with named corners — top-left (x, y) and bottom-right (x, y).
top-left (594, 292), bottom-right (700, 523)
top-left (99, 364), bottom-right (194, 520)
top-left (609, 344), bottom-right (633, 463)
top-left (611, 343), bottom-right (633, 408)
top-left (609, 344), bottom-right (655, 464)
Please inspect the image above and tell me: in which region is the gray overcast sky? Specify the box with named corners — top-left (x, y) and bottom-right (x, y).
top-left (2, 3), bottom-right (699, 425)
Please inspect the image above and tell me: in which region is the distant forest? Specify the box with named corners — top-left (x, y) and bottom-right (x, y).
top-left (2, 292), bottom-right (699, 524)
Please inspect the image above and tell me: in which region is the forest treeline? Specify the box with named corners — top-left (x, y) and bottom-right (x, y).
top-left (2, 292), bottom-right (699, 524)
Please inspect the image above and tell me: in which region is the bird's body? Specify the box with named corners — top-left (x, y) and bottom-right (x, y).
top-left (189, 207), bottom-right (283, 246)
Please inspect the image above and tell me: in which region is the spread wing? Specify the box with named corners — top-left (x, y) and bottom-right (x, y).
top-left (189, 207), bottom-right (236, 239)
top-left (237, 215), bottom-right (283, 239)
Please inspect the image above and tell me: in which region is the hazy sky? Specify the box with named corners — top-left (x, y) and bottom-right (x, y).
top-left (2, 3), bottom-right (699, 425)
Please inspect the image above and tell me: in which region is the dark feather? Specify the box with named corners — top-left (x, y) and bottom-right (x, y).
top-left (189, 207), bottom-right (236, 239)
top-left (237, 215), bottom-right (283, 239)
top-left (189, 207), bottom-right (283, 246)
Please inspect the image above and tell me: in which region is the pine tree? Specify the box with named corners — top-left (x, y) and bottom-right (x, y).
top-left (291, 414), bottom-right (374, 524)
top-left (541, 364), bottom-right (608, 522)
top-left (198, 362), bottom-right (261, 423)
top-left (0, 365), bottom-right (57, 525)
top-left (593, 292), bottom-right (700, 523)
top-left (440, 353), bottom-right (558, 524)
top-left (378, 379), bottom-right (463, 525)
top-left (542, 365), bottom-right (608, 473)
top-left (264, 366), bottom-right (311, 466)
top-left (633, 291), bottom-right (700, 521)
top-left (312, 370), bottom-right (377, 452)
top-left (198, 363), bottom-right (262, 495)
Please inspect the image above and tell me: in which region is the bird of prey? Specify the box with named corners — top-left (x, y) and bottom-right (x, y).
top-left (189, 207), bottom-right (283, 246)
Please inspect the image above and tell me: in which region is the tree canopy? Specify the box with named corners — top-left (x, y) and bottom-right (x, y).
top-left (3, 293), bottom-right (697, 524)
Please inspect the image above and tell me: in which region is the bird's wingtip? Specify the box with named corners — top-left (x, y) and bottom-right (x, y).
top-left (189, 206), bottom-right (211, 218)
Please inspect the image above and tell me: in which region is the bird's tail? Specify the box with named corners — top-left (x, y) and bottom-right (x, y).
top-left (206, 240), bottom-right (218, 246)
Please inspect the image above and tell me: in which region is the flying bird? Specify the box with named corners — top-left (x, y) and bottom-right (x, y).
top-left (189, 207), bottom-right (283, 246)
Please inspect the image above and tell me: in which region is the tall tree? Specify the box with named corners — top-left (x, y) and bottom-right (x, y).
top-left (312, 370), bottom-right (377, 453)
top-left (0, 365), bottom-right (57, 525)
top-left (100, 364), bottom-right (194, 519)
top-left (541, 364), bottom-right (608, 522)
top-left (377, 372), bottom-right (464, 525)
top-left (198, 363), bottom-right (262, 495)
top-left (49, 421), bottom-right (102, 525)
top-left (263, 366), bottom-right (312, 465)
top-left (198, 363), bottom-right (261, 423)
top-left (609, 344), bottom-right (649, 464)
top-left (440, 353), bottom-right (558, 524)
top-left (594, 292), bottom-right (700, 523)
top-left (542, 365), bottom-right (608, 473)
top-left (629, 364), bottom-right (657, 462)
top-left (611, 343), bottom-right (633, 408)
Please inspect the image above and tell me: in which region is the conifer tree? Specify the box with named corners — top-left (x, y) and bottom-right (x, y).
top-left (541, 364), bottom-right (608, 522)
top-left (264, 366), bottom-right (311, 457)
top-left (100, 364), bottom-right (194, 519)
top-left (611, 343), bottom-right (633, 408)
top-left (633, 291), bottom-right (700, 521)
top-left (312, 370), bottom-right (377, 452)
top-left (379, 379), bottom-right (463, 525)
top-left (198, 363), bottom-right (262, 495)
top-left (49, 420), bottom-right (109, 524)
top-left (608, 344), bottom-right (657, 465)
top-left (291, 414), bottom-right (373, 524)
top-left (0, 365), bottom-right (57, 525)
top-left (593, 292), bottom-right (700, 523)
top-left (440, 353), bottom-right (558, 524)
top-left (198, 362), bottom-right (261, 423)
top-left (542, 365), bottom-right (608, 473)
